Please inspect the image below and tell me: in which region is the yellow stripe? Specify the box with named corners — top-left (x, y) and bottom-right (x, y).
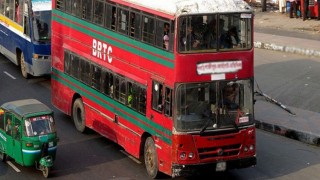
top-left (0, 14), bottom-right (23, 33)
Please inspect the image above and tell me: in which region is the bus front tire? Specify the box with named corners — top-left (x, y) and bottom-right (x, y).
top-left (72, 98), bottom-right (87, 133)
top-left (144, 137), bottom-right (159, 179)
top-left (20, 52), bottom-right (29, 79)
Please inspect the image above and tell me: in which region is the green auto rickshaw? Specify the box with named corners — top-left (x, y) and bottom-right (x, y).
top-left (0, 99), bottom-right (58, 178)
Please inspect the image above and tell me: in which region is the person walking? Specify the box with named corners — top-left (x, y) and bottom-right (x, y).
top-left (289, 0), bottom-right (298, 18)
top-left (303, 0), bottom-right (310, 21)
top-left (279, 0), bottom-right (286, 13)
top-left (317, 0), bottom-right (320, 20)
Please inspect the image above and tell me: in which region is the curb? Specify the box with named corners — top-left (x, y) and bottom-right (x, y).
top-left (255, 120), bottom-right (320, 146)
top-left (254, 41), bottom-right (320, 57)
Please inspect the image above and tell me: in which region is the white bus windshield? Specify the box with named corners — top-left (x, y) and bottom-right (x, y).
top-left (33, 10), bottom-right (51, 41)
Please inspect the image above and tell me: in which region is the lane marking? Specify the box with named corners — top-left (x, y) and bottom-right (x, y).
top-left (120, 150), bottom-right (142, 164)
top-left (4, 71), bottom-right (16, 79)
top-left (6, 161), bottom-right (21, 172)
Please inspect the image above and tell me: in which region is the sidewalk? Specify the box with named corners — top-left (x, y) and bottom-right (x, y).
top-left (253, 3), bottom-right (320, 57)
top-left (252, 3), bottom-right (320, 146)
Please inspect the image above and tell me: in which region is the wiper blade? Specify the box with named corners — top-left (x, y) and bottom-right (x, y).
top-left (199, 109), bottom-right (215, 135)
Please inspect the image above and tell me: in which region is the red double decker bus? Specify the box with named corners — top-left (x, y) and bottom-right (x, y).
top-left (51, 0), bottom-right (256, 178)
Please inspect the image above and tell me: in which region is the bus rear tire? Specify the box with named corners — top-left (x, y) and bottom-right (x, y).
top-left (144, 137), bottom-right (159, 179)
top-left (20, 52), bottom-right (29, 79)
top-left (72, 98), bottom-right (87, 133)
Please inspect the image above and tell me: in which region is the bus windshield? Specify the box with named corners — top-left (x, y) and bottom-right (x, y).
top-left (25, 115), bottom-right (56, 136)
top-left (33, 10), bottom-right (51, 41)
top-left (178, 13), bottom-right (252, 53)
top-left (175, 80), bottom-right (253, 132)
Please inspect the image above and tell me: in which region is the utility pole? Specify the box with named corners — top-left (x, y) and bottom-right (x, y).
top-left (262, 0), bottom-right (267, 12)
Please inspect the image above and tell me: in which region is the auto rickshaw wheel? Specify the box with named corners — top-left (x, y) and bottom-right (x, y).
top-left (72, 98), bottom-right (87, 133)
top-left (42, 167), bottom-right (51, 178)
top-left (0, 151), bottom-right (6, 162)
top-left (144, 137), bottom-right (159, 179)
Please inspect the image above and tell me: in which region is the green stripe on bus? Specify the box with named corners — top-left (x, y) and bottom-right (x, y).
top-left (52, 10), bottom-right (174, 68)
top-left (52, 68), bottom-right (172, 144)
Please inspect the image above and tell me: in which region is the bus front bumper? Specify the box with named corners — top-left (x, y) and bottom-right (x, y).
top-left (31, 57), bottom-right (51, 76)
top-left (172, 156), bottom-right (256, 177)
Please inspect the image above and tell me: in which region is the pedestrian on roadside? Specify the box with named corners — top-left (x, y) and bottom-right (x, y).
top-left (289, 0), bottom-right (298, 18)
top-left (317, 0), bottom-right (320, 20)
top-left (279, 0), bottom-right (286, 13)
top-left (303, 0), bottom-right (310, 21)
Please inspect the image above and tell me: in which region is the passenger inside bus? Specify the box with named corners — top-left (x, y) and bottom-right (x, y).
top-left (163, 35), bottom-right (169, 50)
top-left (221, 84), bottom-right (239, 110)
top-left (181, 26), bottom-right (200, 50)
top-left (203, 19), bottom-right (217, 49)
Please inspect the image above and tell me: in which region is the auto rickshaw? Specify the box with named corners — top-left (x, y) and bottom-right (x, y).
top-left (0, 99), bottom-right (58, 178)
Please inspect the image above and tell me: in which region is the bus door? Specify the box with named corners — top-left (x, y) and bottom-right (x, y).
top-left (151, 81), bottom-right (173, 128)
top-left (4, 113), bottom-right (23, 164)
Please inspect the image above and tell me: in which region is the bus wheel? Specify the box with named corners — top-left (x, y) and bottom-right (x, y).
top-left (72, 98), bottom-right (87, 133)
top-left (20, 52), bottom-right (29, 79)
top-left (144, 137), bottom-right (159, 179)
top-left (0, 151), bottom-right (6, 162)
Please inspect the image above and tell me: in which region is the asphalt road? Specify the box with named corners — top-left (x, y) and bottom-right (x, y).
top-left (1, 49), bottom-right (320, 179)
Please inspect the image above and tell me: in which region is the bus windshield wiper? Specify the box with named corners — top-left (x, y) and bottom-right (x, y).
top-left (199, 109), bottom-right (214, 135)
top-left (225, 110), bottom-right (239, 130)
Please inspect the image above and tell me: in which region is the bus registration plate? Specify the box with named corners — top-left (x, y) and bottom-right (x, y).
top-left (216, 162), bottom-right (226, 171)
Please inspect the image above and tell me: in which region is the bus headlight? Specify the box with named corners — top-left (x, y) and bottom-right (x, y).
top-left (188, 152), bottom-right (194, 159)
top-left (179, 152), bottom-right (187, 160)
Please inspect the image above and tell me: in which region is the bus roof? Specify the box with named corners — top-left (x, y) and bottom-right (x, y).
top-left (121, 0), bottom-right (252, 16)
top-left (1, 99), bottom-right (52, 117)
top-left (32, 0), bottom-right (52, 11)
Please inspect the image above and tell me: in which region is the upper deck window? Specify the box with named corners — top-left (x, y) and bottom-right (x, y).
top-left (178, 13), bottom-right (252, 53)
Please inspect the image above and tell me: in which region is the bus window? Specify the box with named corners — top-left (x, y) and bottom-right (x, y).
top-left (93, 0), bottom-right (104, 26)
top-left (82, 0), bottom-right (92, 21)
top-left (130, 11), bottom-right (141, 39)
top-left (80, 59), bottom-right (91, 85)
top-left (14, 0), bottom-right (22, 25)
top-left (117, 8), bottom-right (129, 35)
top-left (129, 12), bottom-right (135, 37)
top-left (70, 54), bottom-right (80, 79)
top-left (23, 13), bottom-right (30, 36)
top-left (91, 65), bottom-right (101, 90)
top-left (111, 6), bottom-right (117, 30)
top-left (65, 0), bottom-right (72, 14)
top-left (152, 81), bottom-right (163, 112)
top-left (4, 0), bottom-right (14, 20)
top-left (64, 51), bottom-right (71, 74)
top-left (138, 87), bottom-right (147, 115)
top-left (0, 1), bottom-right (4, 14)
top-left (164, 87), bottom-right (172, 117)
top-left (56, 0), bottom-right (65, 11)
top-left (114, 75), bottom-right (125, 103)
top-left (102, 70), bottom-right (114, 98)
top-left (142, 15), bottom-right (155, 45)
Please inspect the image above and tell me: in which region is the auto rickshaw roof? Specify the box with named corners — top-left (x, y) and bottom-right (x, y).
top-left (0, 99), bottom-right (52, 117)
